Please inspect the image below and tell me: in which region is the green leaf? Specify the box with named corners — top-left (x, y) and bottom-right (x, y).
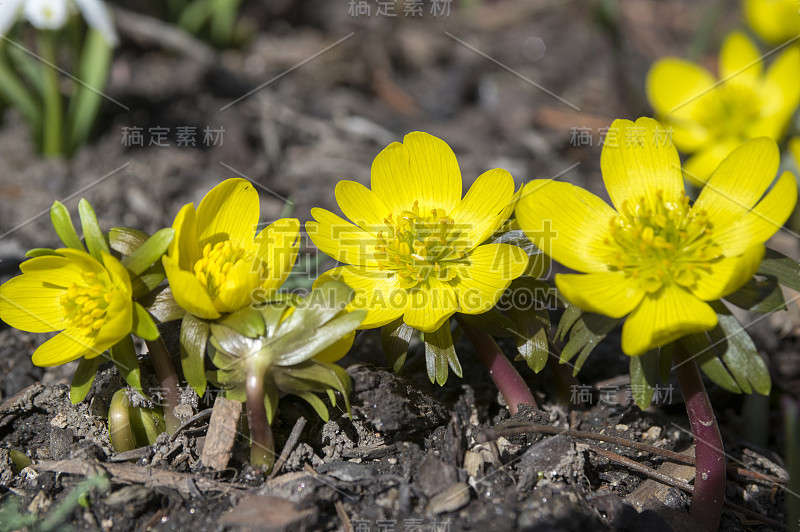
top-left (109, 335), bottom-right (143, 395)
top-left (260, 379), bottom-right (277, 424)
top-left (131, 264), bottom-right (167, 298)
top-left (559, 308), bottom-right (621, 376)
top-left (181, 313), bottom-right (210, 397)
top-left (140, 286), bottom-right (186, 323)
top-left (25, 248), bottom-right (58, 257)
top-left (278, 281), bottom-right (354, 335)
top-left (629, 350), bottom-right (658, 410)
top-left (0, 48), bottom-right (41, 129)
top-left (78, 199), bottom-right (109, 260)
top-left (380, 316), bottom-right (414, 374)
top-left (293, 391), bottom-right (330, 422)
top-left (121, 228), bottom-right (174, 276)
top-left (725, 277), bottom-right (786, 313)
top-left (456, 309), bottom-right (517, 338)
top-left (70, 356), bottom-right (101, 404)
top-left (50, 201), bottom-right (85, 251)
top-left (424, 320), bottom-right (459, 385)
top-left (681, 333), bottom-right (741, 393)
top-left (757, 248), bottom-right (800, 292)
top-left (510, 308), bottom-right (550, 374)
top-left (67, 29), bottom-right (113, 153)
top-left (218, 306), bottom-right (266, 339)
top-left (132, 303), bottom-right (160, 341)
top-left (273, 309), bottom-right (366, 367)
top-left (556, 304), bottom-right (582, 342)
top-left (707, 301), bottom-right (771, 395)
top-left (260, 300), bottom-right (293, 337)
top-left (109, 227), bottom-right (150, 255)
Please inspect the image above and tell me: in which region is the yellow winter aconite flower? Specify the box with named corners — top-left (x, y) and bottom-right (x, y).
top-left (0, 248), bottom-right (132, 366)
top-left (743, 0), bottom-right (800, 45)
top-left (163, 178), bottom-right (300, 320)
top-left (516, 117), bottom-right (797, 356)
top-left (647, 32), bottom-right (800, 186)
top-left (307, 132), bottom-right (529, 333)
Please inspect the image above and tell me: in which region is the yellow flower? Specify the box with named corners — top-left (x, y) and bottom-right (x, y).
top-left (647, 32), bottom-right (800, 186)
top-left (0, 248), bottom-right (133, 366)
top-left (743, 0), bottom-right (800, 45)
top-left (163, 178), bottom-right (300, 320)
top-left (516, 117), bottom-right (797, 356)
top-left (307, 132), bottom-right (529, 333)
top-left (791, 137), bottom-right (800, 169)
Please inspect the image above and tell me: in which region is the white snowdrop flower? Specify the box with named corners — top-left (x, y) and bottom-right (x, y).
top-left (0, 0), bottom-right (118, 46)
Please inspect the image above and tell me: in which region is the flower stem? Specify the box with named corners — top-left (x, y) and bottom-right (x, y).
top-left (245, 367), bottom-right (275, 472)
top-left (456, 316), bottom-right (537, 414)
top-left (145, 338), bottom-right (181, 435)
top-left (37, 31), bottom-right (63, 157)
top-left (675, 348), bottom-right (725, 532)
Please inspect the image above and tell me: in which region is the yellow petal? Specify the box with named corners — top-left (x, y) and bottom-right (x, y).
top-left (163, 256), bottom-right (221, 319)
top-left (693, 137), bottom-right (781, 230)
top-left (790, 137), bottom-right (800, 168)
top-left (32, 328), bottom-right (96, 367)
top-left (449, 168), bottom-right (516, 251)
top-left (516, 180), bottom-right (616, 273)
top-left (691, 245), bottom-right (765, 301)
top-left (403, 278), bottom-right (458, 333)
top-left (719, 32), bottom-right (762, 85)
top-left (621, 283), bottom-right (718, 356)
top-left (100, 251), bottom-right (132, 298)
top-left (682, 141), bottom-right (740, 187)
top-left (255, 217), bottom-right (301, 290)
top-left (600, 117), bottom-right (684, 210)
top-left (647, 58), bottom-right (716, 121)
top-left (29, 248), bottom-right (106, 279)
top-left (315, 266), bottom-right (405, 329)
top-left (555, 272), bottom-right (644, 319)
top-left (335, 180), bottom-right (391, 230)
top-left (371, 132), bottom-right (462, 214)
top-left (92, 290), bottom-right (132, 347)
top-left (169, 203), bottom-right (200, 271)
top-left (215, 259), bottom-right (261, 314)
top-left (306, 209), bottom-right (379, 267)
top-left (314, 330), bottom-right (355, 364)
top-left (760, 45), bottom-right (800, 121)
top-left (713, 170), bottom-right (797, 256)
top-left (744, 0), bottom-right (800, 45)
top-left (0, 275), bottom-right (67, 332)
top-left (451, 243), bottom-right (529, 314)
top-left (196, 178), bottom-right (259, 249)
top-left (669, 121), bottom-right (711, 154)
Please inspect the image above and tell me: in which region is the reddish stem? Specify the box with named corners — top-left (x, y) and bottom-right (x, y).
top-left (456, 316), bottom-right (537, 414)
top-left (245, 367), bottom-right (275, 472)
top-left (675, 350), bottom-right (725, 532)
top-left (145, 338), bottom-right (180, 435)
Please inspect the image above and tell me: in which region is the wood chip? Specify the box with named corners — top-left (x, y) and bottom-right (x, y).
top-left (219, 494), bottom-right (317, 531)
top-left (201, 397), bottom-right (242, 471)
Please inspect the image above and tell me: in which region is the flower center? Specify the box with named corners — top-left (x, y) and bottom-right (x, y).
top-left (374, 200), bottom-right (465, 288)
top-left (60, 272), bottom-right (114, 337)
top-left (697, 83), bottom-right (761, 139)
top-left (604, 191), bottom-right (722, 293)
top-left (194, 240), bottom-right (254, 297)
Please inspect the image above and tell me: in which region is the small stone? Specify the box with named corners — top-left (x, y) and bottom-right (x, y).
top-left (642, 426), bottom-right (662, 441)
top-left (615, 424), bottom-right (629, 432)
top-left (426, 483), bottom-right (470, 515)
top-left (219, 494), bottom-right (317, 531)
top-left (417, 454), bottom-right (458, 497)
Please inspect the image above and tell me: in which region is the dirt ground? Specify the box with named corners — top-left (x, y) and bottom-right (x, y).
top-left (0, 0), bottom-right (797, 530)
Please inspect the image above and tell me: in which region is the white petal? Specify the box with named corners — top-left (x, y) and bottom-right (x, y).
top-left (0, 0), bottom-right (25, 36)
top-left (25, 0), bottom-right (69, 30)
top-left (73, 0), bottom-right (117, 46)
